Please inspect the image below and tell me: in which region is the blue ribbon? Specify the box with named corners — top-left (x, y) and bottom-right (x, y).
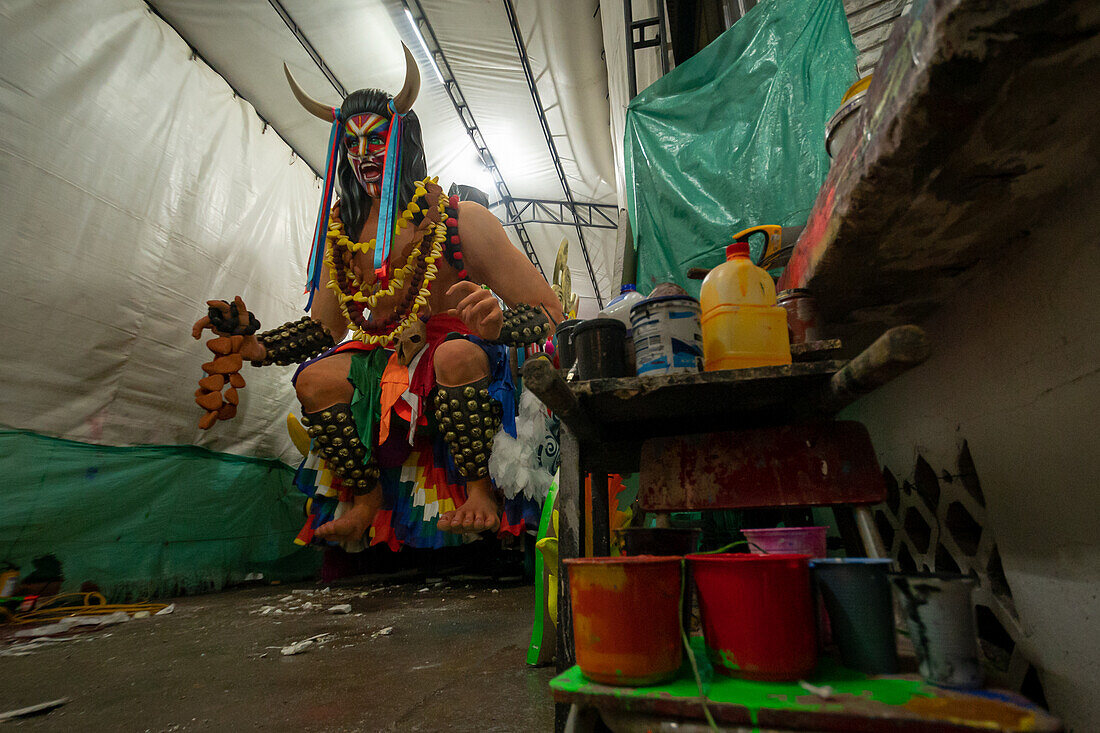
top-left (373, 100), bottom-right (405, 279)
top-left (303, 108), bottom-right (343, 311)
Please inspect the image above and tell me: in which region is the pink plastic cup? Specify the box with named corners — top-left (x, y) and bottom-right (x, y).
top-left (742, 526), bottom-right (828, 557)
top-left (743, 527), bottom-right (831, 644)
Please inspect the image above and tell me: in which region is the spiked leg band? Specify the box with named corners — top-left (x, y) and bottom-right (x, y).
top-left (301, 403), bottom-right (379, 495)
top-left (253, 317), bottom-right (336, 366)
top-left (434, 377), bottom-right (504, 480)
top-left (493, 304), bottom-right (550, 347)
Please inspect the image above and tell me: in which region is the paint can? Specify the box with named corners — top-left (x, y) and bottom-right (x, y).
top-left (810, 558), bottom-right (898, 674)
top-left (629, 296), bottom-right (704, 376)
top-left (553, 318), bottom-right (583, 373)
top-left (689, 553), bottom-right (817, 680)
top-left (825, 75), bottom-right (873, 159)
top-left (572, 318), bottom-right (631, 380)
top-left (617, 527), bottom-right (702, 636)
top-left (890, 572), bottom-right (983, 688)
top-left (565, 556), bottom-right (683, 685)
top-left (776, 289), bottom-right (821, 344)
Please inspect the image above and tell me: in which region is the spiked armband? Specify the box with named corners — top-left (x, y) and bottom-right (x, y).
top-left (433, 377), bottom-right (504, 480)
top-left (493, 303), bottom-right (551, 347)
top-left (301, 404), bottom-right (379, 495)
top-left (253, 317), bottom-right (336, 367)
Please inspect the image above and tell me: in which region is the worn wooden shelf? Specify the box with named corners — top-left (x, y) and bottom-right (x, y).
top-left (777, 0), bottom-right (1100, 346)
top-left (552, 641), bottom-right (1062, 732)
top-left (570, 360), bottom-right (847, 437)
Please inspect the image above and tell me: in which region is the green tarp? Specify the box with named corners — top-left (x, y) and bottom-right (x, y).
top-left (625, 0), bottom-right (857, 296)
top-left (0, 430), bottom-right (318, 600)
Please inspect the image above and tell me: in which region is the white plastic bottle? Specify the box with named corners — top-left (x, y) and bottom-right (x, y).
top-left (599, 284), bottom-right (645, 330)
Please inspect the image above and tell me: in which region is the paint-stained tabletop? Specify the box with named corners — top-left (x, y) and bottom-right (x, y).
top-left (550, 638), bottom-right (1061, 732)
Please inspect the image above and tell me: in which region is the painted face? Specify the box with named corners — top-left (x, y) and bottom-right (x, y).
top-left (344, 113), bottom-right (390, 198)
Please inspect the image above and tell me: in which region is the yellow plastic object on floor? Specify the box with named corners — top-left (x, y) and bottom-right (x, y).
top-left (0, 591), bottom-right (168, 624)
top-left (700, 239), bottom-right (791, 371)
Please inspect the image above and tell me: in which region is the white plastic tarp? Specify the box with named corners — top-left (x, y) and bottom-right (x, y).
top-left (146, 0), bottom-right (621, 312)
top-left (0, 0), bottom-right (316, 461)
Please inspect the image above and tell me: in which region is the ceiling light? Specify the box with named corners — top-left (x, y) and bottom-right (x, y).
top-left (404, 8), bottom-right (445, 86)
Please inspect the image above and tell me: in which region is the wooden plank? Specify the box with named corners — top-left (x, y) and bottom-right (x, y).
top-left (569, 361), bottom-right (847, 438)
top-left (639, 421), bottom-right (886, 511)
top-left (556, 429), bottom-right (582, 673)
top-left (823, 325), bottom-right (930, 411)
top-left (845, 0), bottom-right (908, 36)
top-left (590, 473), bottom-right (611, 557)
top-left (791, 339), bottom-right (843, 362)
top-left (551, 650), bottom-right (1063, 732)
top-left (523, 357), bottom-right (601, 443)
top-left (780, 0), bottom-right (1100, 345)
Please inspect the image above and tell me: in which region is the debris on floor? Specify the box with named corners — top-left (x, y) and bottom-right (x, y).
top-left (14, 611), bottom-right (131, 638)
top-left (0, 697), bottom-right (69, 723)
top-left (279, 632), bottom-right (336, 656)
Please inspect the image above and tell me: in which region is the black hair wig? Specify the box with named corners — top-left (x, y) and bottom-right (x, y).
top-left (336, 88), bottom-right (427, 240)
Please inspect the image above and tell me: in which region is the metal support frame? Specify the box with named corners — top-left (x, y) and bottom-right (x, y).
top-left (501, 0), bottom-right (605, 307)
top-left (494, 198), bottom-right (618, 230)
top-left (402, 0), bottom-right (545, 277)
top-left (267, 0), bottom-right (347, 98)
top-left (624, 0), bottom-right (671, 99)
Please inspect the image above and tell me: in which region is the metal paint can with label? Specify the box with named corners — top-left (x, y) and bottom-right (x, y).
top-left (629, 295), bottom-right (704, 376)
top-left (776, 288), bottom-right (821, 345)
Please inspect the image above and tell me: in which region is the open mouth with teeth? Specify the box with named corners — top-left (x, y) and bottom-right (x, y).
top-left (353, 159), bottom-right (382, 184)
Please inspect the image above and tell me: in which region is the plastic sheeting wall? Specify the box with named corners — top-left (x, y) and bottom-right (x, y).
top-left (0, 0), bottom-right (318, 464)
top-left (624, 0), bottom-right (856, 297)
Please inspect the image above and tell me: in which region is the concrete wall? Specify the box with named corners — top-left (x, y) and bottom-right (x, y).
top-left (843, 175), bottom-right (1100, 730)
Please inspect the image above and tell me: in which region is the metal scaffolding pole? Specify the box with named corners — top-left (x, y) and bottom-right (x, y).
top-left (500, 0), bottom-right (605, 307)
top-left (267, 0), bottom-right (347, 98)
top-left (495, 198), bottom-right (619, 230)
top-left (402, 0), bottom-right (545, 277)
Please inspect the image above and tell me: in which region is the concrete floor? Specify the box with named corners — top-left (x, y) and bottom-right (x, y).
top-left (0, 575), bottom-right (557, 732)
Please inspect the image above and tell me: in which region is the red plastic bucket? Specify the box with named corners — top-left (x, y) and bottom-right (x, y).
top-left (565, 556), bottom-right (683, 685)
top-left (689, 553), bottom-right (817, 681)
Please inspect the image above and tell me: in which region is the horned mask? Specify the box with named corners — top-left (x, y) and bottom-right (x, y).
top-left (284, 44), bottom-right (422, 309)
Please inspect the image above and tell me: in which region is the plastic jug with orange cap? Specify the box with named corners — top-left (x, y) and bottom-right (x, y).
top-left (699, 238), bottom-right (791, 371)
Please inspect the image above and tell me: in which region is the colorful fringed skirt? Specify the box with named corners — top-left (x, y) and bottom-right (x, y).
top-left (292, 315), bottom-right (542, 551)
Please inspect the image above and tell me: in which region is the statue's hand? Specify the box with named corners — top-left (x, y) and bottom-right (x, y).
top-left (446, 281), bottom-right (503, 341)
top-left (191, 296), bottom-right (265, 362)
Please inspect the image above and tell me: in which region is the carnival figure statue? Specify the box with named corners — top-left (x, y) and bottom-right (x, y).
top-left (191, 46), bottom-right (563, 549)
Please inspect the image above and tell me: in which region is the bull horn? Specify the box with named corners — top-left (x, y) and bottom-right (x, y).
top-left (283, 63), bottom-right (336, 123)
top-left (391, 43), bottom-right (421, 114)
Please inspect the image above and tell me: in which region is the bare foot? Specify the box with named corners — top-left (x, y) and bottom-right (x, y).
top-left (316, 490), bottom-right (380, 541)
top-left (438, 480), bottom-right (500, 534)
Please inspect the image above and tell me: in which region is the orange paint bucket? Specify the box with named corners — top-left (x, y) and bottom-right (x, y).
top-left (565, 556), bottom-right (683, 685)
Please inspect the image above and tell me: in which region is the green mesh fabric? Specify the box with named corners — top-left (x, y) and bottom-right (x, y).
top-left (0, 429), bottom-right (318, 601)
top-left (624, 0), bottom-right (857, 296)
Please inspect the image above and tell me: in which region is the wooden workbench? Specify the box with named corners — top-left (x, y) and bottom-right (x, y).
top-left (552, 639), bottom-right (1062, 732)
top-left (524, 329), bottom-right (929, 733)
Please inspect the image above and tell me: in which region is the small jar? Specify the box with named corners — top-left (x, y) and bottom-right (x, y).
top-left (776, 289), bottom-right (821, 345)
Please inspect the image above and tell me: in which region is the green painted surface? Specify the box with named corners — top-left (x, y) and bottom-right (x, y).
top-left (0, 429), bottom-right (319, 600)
top-left (552, 637), bottom-right (932, 716)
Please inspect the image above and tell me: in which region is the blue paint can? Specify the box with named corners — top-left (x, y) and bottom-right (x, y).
top-left (629, 295), bottom-right (704, 376)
